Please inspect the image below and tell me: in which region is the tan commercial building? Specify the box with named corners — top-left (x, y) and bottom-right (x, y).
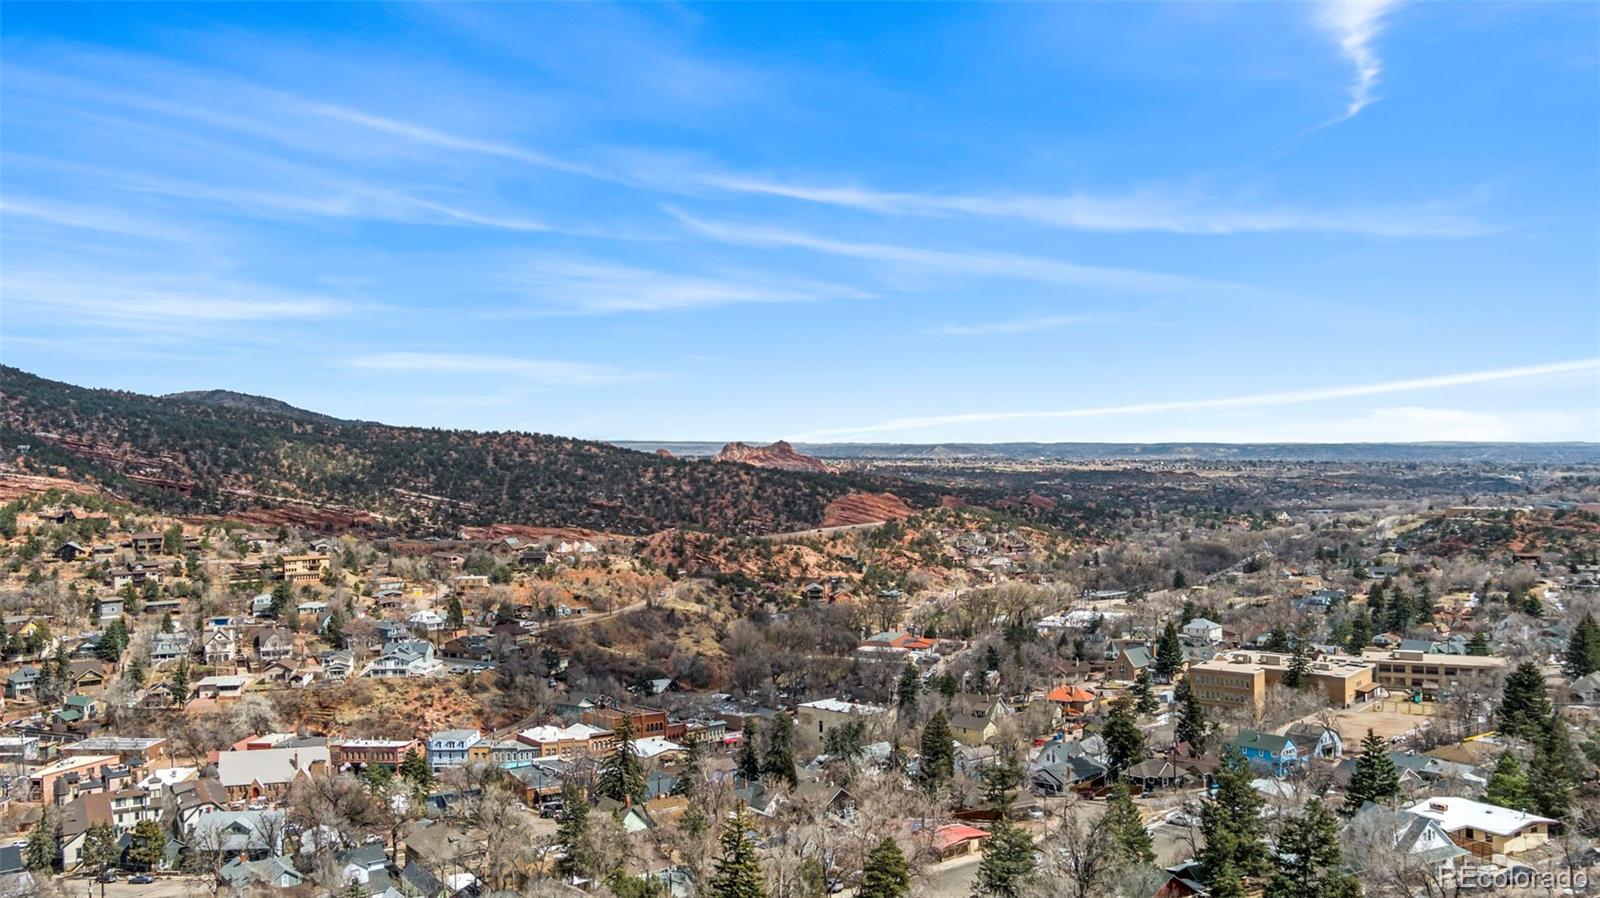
top-left (1187, 651), bottom-right (1376, 713)
top-left (1360, 649), bottom-right (1506, 697)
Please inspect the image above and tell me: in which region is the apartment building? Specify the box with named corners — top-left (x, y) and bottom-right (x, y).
top-left (1187, 650), bottom-right (1376, 713)
top-left (1360, 649), bottom-right (1507, 697)
top-left (279, 553), bottom-right (331, 584)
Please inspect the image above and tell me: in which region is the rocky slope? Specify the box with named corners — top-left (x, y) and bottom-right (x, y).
top-left (714, 440), bottom-right (830, 474)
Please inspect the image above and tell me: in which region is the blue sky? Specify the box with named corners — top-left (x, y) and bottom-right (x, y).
top-left (2, 1), bottom-right (1596, 443)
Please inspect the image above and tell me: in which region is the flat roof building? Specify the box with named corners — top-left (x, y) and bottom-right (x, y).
top-left (1187, 650), bottom-right (1376, 713)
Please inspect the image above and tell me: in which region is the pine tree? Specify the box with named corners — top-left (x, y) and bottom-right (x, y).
top-left (1132, 668), bottom-right (1158, 715)
top-left (1481, 752), bottom-right (1531, 811)
top-left (1528, 715), bottom-right (1578, 820)
top-left (673, 736), bottom-right (705, 799)
top-left (601, 714), bottom-right (647, 803)
top-left (1284, 639), bottom-right (1310, 690)
top-left (1103, 783), bottom-right (1154, 863)
top-left (1367, 582), bottom-right (1386, 629)
top-left (974, 817), bottom-right (1035, 898)
top-left (1198, 749), bottom-right (1268, 889)
top-left (1103, 696), bottom-right (1145, 780)
top-left (81, 822), bottom-right (118, 877)
top-left (916, 711), bottom-right (955, 791)
top-left (127, 819), bottom-right (165, 870)
top-left (736, 721), bottom-right (763, 782)
top-left (1263, 799), bottom-right (1361, 898)
top-left (554, 781), bottom-right (597, 882)
top-left (895, 662), bottom-right (920, 712)
top-left (1341, 729), bottom-right (1400, 815)
top-left (762, 712), bottom-right (797, 788)
top-left (707, 807), bottom-right (767, 898)
top-left (981, 752), bottom-right (1026, 811)
top-left (1385, 590), bottom-right (1413, 635)
top-left (446, 595), bottom-right (465, 630)
top-left (170, 659), bottom-right (190, 704)
top-left (399, 749), bottom-right (434, 793)
top-left (1345, 611), bottom-right (1372, 655)
top-left (857, 837), bottom-right (910, 898)
top-left (1263, 627), bottom-right (1290, 653)
top-left (1497, 662), bottom-right (1554, 740)
top-left (24, 809), bottom-right (55, 872)
top-left (1466, 631), bottom-right (1491, 656)
top-left (1564, 612), bottom-right (1600, 679)
top-left (1174, 676), bottom-right (1208, 754)
top-left (1154, 621), bottom-right (1184, 682)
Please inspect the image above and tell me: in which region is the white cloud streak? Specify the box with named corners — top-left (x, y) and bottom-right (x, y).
top-left (793, 359), bottom-right (1600, 440)
top-left (343, 352), bottom-right (646, 385)
top-left (672, 210), bottom-right (1235, 293)
top-left (497, 258), bottom-right (876, 313)
top-left (1316, 0), bottom-right (1401, 120)
top-left (923, 315), bottom-right (1124, 336)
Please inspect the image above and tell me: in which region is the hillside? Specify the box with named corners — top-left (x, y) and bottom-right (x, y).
top-left (0, 366), bottom-right (938, 536)
top-left (163, 389), bottom-right (350, 424)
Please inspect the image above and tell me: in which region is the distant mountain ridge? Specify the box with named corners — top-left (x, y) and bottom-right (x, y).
top-left (0, 366), bottom-right (941, 536)
top-left (617, 440), bottom-right (1600, 464)
top-left (164, 389), bottom-right (350, 424)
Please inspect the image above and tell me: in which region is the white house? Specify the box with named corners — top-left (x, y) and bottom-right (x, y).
top-left (408, 609), bottom-right (447, 632)
top-left (1181, 618), bottom-right (1223, 645)
top-left (363, 640), bottom-right (442, 678)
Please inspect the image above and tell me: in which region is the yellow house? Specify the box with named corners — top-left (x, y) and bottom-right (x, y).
top-left (279, 554), bottom-right (331, 584)
top-left (1404, 798), bottom-right (1556, 860)
top-left (946, 694), bottom-right (1010, 746)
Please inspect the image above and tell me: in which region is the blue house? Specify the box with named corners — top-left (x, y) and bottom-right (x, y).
top-left (1229, 730), bottom-right (1302, 776)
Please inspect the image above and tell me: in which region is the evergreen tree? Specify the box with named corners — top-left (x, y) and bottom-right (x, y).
top-left (1154, 621), bottom-right (1184, 681)
top-left (858, 837), bottom-right (911, 898)
top-left (1465, 631), bottom-right (1491, 656)
top-left (1367, 582), bottom-right (1387, 630)
top-left (1497, 662), bottom-right (1554, 740)
top-left (399, 749), bottom-right (434, 794)
top-left (1341, 729), bottom-right (1400, 815)
top-left (707, 808), bottom-right (767, 898)
top-left (1103, 696), bottom-right (1145, 780)
top-left (24, 809), bottom-right (55, 872)
top-left (736, 721), bottom-right (763, 782)
top-left (1174, 676), bottom-right (1208, 754)
top-left (1564, 612), bottom-right (1600, 679)
top-left (1263, 799), bottom-right (1361, 898)
top-left (916, 711), bottom-right (955, 791)
top-left (554, 781), bottom-right (597, 882)
top-left (1103, 783), bottom-right (1154, 863)
top-left (974, 817), bottom-right (1035, 898)
top-left (762, 712), bottom-right (797, 788)
top-left (1528, 716), bottom-right (1578, 820)
top-left (268, 580), bottom-right (293, 618)
top-left (600, 714), bottom-right (647, 803)
top-left (170, 659), bottom-right (190, 704)
top-left (673, 737), bottom-right (705, 799)
top-left (1198, 749), bottom-right (1268, 889)
top-left (127, 819), bottom-right (165, 870)
top-left (1132, 668), bottom-right (1158, 715)
top-left (938, 672), bottom-right (959, 699)
top-left (1283, 639), bottom-right (1310, 690)
top-left (895, 662), bottom-right (920, 712)
top-left (446, 595), bottom-right (465, 630)
top-left (1481, 752), bottom-right (1531, 811)
top-left (81, 822), bottom-right (118, 878)
top-left (1345, 611), bottom-right (1372, 655)
top-left (1263, 627), bottom-right (1290, 653)
top-left (981, 752), bottom-right (1026, 810)
top-left (984, 644), bottom-right (1001, 673)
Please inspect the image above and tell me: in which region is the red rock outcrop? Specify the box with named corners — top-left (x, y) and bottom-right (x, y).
top-left (821, 491), bottom-right (915, 527)
top-left (713, 440), bottom-right (829, 474)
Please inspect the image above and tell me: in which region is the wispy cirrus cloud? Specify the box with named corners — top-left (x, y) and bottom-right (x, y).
top-left (793, 359), bottom-right (1600, 440)
top-left (922, 314), bottom-right (1130, 336)
top-left (1, 270), bottom-right (355, 327)
top-left (690, 172), bottom-right (1481, 237)
top-left (494, 258), bottom-right (875, 314)
top-left (1316, 0), bottom-right (1401, 121)
top-left (343, 352), bottom-right (647, 385)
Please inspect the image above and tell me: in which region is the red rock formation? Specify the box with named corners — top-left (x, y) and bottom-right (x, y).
top-left (654, 448), bottom-right (674, 458)
top-left (713, 440), bottom-right (829, 474)
top-left (822, 491), bottom-right (915, 527)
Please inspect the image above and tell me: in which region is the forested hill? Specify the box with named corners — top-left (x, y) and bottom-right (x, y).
top-left (0, 366), bottom-right (935, 536)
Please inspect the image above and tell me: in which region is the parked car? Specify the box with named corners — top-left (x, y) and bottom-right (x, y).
top-left (130, 874), bottom-right (156, 884)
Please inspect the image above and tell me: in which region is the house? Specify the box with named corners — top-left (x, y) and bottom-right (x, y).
top-left (336, 844), bottom-right (393, 897)
top-left (1567, 671), bottom-right (1600, 704)
top-left (1181, 618), bottom-right (1223, 645)
top-left (1112, 646), bottom-right (1152, 681)
top-left (946, 694), bottom-right (1010, 746)
top-left (129, 532), bottom-right (164, 556)
top-left (426, 729), bottom-right (483, 771)
top-left (278, 553), bottom-right (330, 584)
top-left (216, 747), bottom-right (330, 801)
top-left (1284, 723), bottom-right (1344, 760)
top-left (202, 628), bottom-right (238, 666)
top-left (796, 699), bottom-right (893, 738)
top-left (1349, 804), bottom-right (1469, 867)
top-left (220, 856), bottom-right (303, 890)
top-left (108, 563), bottom-right (161, 590)
top-left (249, 593), bottom-right (276, 616)
top-left (1043, 684), bottom-right (1096, 718)
top-left (54, 541), bottom-right (88, 562)
top-left (186, 809), bottom-right (288, 857)
top-left (408, 609), bottom-right (448, 632)
top-left (4, 665), bottom-right (40, 700)
top-left (933, 824), bottom-right (989, 859)
top-left (1123, 758), bottom-right (1198, 794)
top-left (323, 650), bottom-right (355, 680)
top-left (1403, 797), bottom-right (1557, 860)
top-left (248, 628), bottom-right (296, 664)
top-left (1229, 730), bottom-right (1301, 776)
top-left (149, 631), bottom-right (191, 666)
top-left (91, 595), bottom-right (121, 624)
top-left (192, 674), bottom-right (253, 702)
top-left (363, 639), bottom-right (442, 678)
